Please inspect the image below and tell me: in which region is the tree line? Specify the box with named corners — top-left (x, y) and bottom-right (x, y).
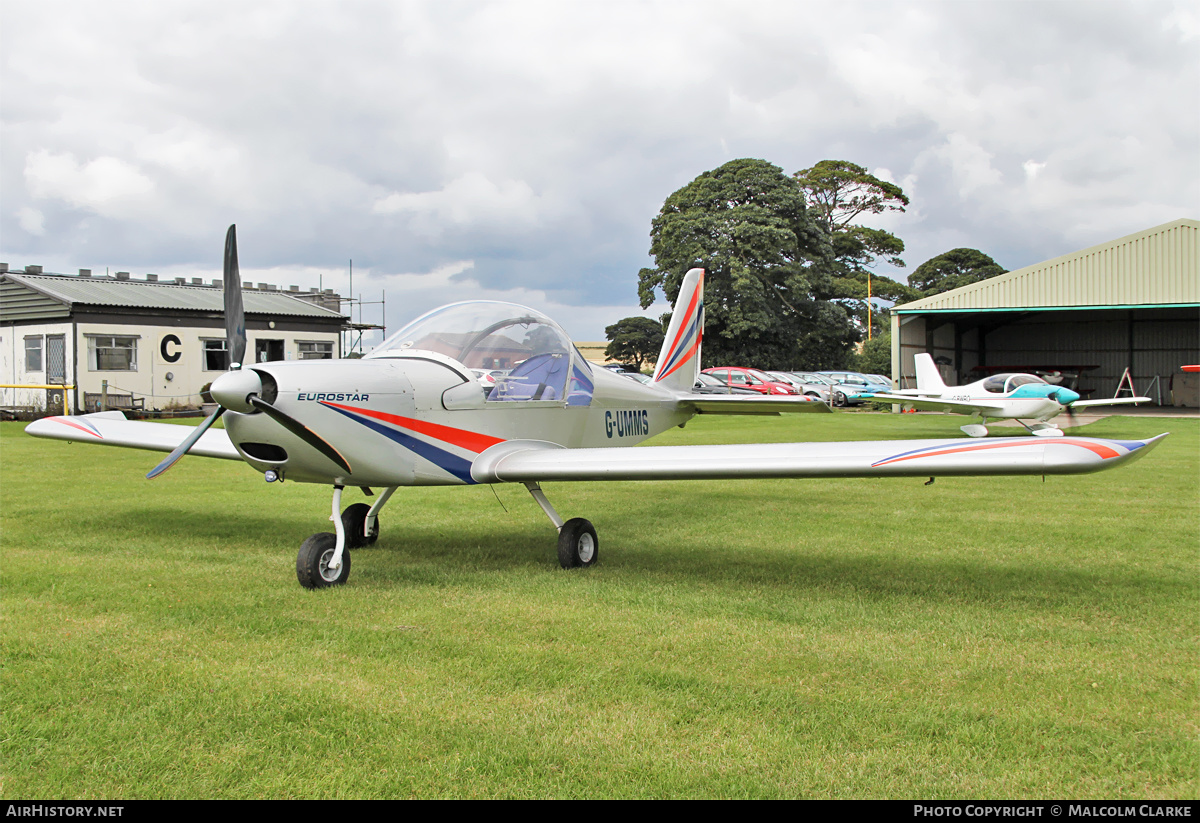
top-left (605, 159), bottom-right (1007, 373)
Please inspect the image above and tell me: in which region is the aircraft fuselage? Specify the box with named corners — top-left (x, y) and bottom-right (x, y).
top-left (224, 358), bottom-right (690, 487)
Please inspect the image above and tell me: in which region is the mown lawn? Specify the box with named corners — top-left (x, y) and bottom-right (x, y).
top-left (1, 413), bottom-right (1195, 799)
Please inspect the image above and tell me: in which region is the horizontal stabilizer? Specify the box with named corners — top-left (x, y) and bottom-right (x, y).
top-left (472, 434), bottom-right (1166, 483)
top-left (25, 413), bottom-right (241, 461)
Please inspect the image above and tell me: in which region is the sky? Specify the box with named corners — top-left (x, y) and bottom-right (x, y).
top-left (2, 0), bottom-right (1197, 346)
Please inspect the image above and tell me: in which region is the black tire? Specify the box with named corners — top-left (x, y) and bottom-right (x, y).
top-left (832, 391), bottom-right (847, 408)
top-left (296, 532), bottom-right (350, 589)
top-left (557, 517), bottom-right (598, 569)
top-left (340, 503), bottom-right (379, 549)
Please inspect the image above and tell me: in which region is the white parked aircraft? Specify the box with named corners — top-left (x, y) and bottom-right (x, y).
top-left (25, 228), bottom-right (1166, 588)
top-left (871, 353), bottom-right (1151, 437)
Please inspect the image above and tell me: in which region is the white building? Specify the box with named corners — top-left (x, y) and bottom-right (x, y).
top-left (1, 267), bottom-right (348, 415)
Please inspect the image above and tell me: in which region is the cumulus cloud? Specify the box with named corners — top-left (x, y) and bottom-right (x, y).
top-left (373, 174), bottom-right (544, 236)
top-left (16, 206), bottom-right (45, 236)
top-left (24, 150), bottom-right (155, 216)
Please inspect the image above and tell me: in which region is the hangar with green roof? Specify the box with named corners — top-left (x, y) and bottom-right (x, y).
top-left (888, 218), bottom-right (1199, 406)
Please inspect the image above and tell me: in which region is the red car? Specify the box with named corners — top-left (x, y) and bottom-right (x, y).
top-left (701, 367), bottom-right (802, 396)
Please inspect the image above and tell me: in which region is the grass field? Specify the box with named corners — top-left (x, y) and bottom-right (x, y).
top-left (1, 413), bottom-right (1196, 799)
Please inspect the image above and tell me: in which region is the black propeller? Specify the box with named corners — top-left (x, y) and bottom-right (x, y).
top-left (248, 395), bottom-right (351, 473)
top-left (147, 225), bottom-right (351, 479)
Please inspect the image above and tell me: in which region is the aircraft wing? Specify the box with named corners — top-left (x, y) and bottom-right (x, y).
top-left (675, 394), bottom-right (833, 415)
top-left (472, 434), bottom-right (1166, 483)
top-left (1070, 396), bottom-right (1152, 408)
top-left (24, 412), bottom-right (242, 461)
top-left (868, 392), bottom-right (1009, 415)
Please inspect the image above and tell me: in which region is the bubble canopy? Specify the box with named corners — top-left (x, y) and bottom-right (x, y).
top-left (366, 301), bottom-right (594, 405)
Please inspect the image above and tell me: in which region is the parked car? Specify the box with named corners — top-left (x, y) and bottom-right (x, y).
top-left (701, 367), bottom-right (800, 395)
top-left (791, 371), bottom-right (870, 407)
top-left (820, 370), bottom-right (883, 392)
top-left (817, 371), bottom-right (887, 404)
top-left (766, 371), bottom-right (830, 402)
top-left (693, 372), bottom-right (758, 394)
top-left (620, 372), bottom-right (653, 385)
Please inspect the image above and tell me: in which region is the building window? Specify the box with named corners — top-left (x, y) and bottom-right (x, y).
top-left (87, 335), bottom-right (138, 371)
top-left (298, 341), bottom-right (334, 360)
top-left (203, 339), bottom-right (228, 371)
top-left (24, 336), bottom-right (43, 372)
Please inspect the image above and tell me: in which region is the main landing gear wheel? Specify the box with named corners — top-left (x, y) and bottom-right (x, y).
top-left (557, 517), bottom-right (598, 569)
top-left (296, 532), bottom-right (350, 589)
top-left (340, 503), bottom-right (380, 549)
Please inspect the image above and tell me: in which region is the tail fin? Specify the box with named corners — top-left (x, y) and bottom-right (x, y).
top-left (914, 353), bottom-right (947, 391)
top-left (652, 268), bottom-right (704, 391)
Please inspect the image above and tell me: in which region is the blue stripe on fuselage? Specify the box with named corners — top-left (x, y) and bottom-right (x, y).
top-left (322, 403), bottom-right (475, 483)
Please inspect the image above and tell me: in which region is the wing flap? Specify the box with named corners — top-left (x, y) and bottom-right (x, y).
top-left (25, 412), bottom-right (241, 461)
top-left (679, 395), bottom-right (833, 415)
top-left (472, 434), bottom-right (1167, 483)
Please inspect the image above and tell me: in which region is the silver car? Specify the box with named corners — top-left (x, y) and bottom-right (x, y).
top-left (767, 371), bottom-right (830, 402)
top-left (792, 371), bottom-right (869, 407)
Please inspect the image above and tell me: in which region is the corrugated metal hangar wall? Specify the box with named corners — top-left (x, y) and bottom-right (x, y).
top-left (890, 219), bottom-right (1199, 405)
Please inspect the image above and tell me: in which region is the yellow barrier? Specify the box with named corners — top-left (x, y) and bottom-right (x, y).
top-left (0, 384), bottom-right (76, 416)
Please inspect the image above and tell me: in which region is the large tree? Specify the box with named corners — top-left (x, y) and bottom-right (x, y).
top-left (910, 248), bottom-right (1007, 296)
top-left (604, 316), bottom-right (664, 372)
top-left (793, 160), bottom-right (917, 336)
top-left (851, 330), bottom-right (892, 376)
top-left (637, 158), bottom-right (853, 369)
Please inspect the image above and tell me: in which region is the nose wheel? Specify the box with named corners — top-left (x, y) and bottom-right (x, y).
top-left (296, 485), bottom-right (397, 588)
top-left (297, 532), bottom-right (350, 588)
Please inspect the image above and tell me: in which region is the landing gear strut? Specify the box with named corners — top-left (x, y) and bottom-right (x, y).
top-left (296, 484), bottom-right (398, 588)
top-left (524, 482), bottom-right (599, 569)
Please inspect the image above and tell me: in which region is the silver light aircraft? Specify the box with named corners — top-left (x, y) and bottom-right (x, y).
top-left (26, 227), bottom-right (1167, 588)
top-left (871, 353), bottom-right (1152, 437)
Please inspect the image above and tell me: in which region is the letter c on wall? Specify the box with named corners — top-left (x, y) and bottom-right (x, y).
top-left (160, 334), bottom-right (182, 363)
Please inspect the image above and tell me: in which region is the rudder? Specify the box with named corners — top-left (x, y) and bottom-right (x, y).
top-left (652, 268), bottom-right (704, 391)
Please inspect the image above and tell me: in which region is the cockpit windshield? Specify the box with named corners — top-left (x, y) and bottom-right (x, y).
top-left (982, 373), bottom-right (1047, 394)
top-left (367, 301), bottom-right (594, 405)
